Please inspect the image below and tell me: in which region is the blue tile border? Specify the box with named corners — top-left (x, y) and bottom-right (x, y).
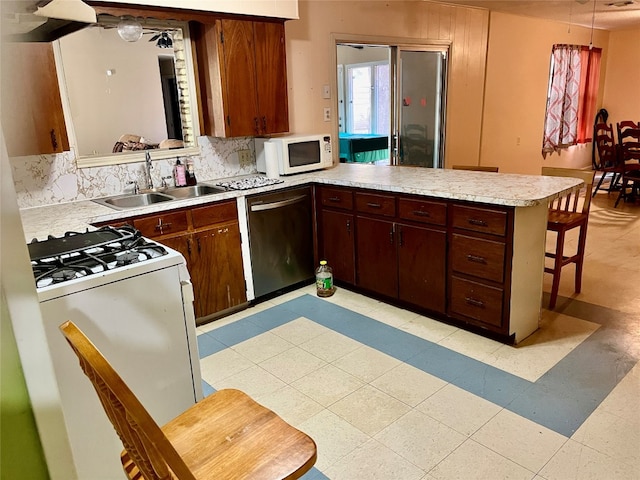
top-left (197, 294), bottom-right (639, 437)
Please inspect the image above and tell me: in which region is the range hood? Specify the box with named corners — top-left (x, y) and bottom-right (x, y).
top-left (5, 0), bottom-right (97, 42)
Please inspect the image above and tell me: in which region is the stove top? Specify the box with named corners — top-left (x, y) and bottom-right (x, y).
top-left (215, 176), bottom-right (284, 190)
top-left (29, 226), bottom-right (169, 288)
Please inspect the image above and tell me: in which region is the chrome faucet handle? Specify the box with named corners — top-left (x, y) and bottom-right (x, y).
top-left (161, 176), bottom-right (172, 188)
top-left (127, 180), bottom-right (140, 194)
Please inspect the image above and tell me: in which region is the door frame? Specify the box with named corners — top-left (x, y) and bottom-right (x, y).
top-left (331, 33), bottom-right (451, 167)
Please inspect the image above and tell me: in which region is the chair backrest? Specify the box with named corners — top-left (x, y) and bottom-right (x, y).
top-left (541, 167), bottom-right (596, 215)
top-left (593, 123), bottom-right (618, 168)
top-left (59, 321), bottom-right (195, 480)
top-left (452, 165), bottom-right (499, 172)
top-left (617, 123), bottom-right (640, 162)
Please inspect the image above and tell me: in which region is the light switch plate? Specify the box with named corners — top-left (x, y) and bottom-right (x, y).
top-left (322, 84), bottom-right (330, 99)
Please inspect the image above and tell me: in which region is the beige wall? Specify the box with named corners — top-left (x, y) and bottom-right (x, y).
top-left (601, 27), bottom-right (640, 130)
top-left (285, 0), bottom-right (489, 167)
top-left (479, 12), bottom-right (610, 174)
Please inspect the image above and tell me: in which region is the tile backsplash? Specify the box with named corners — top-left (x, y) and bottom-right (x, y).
top-left (11, 136), bottom-right (256, 209)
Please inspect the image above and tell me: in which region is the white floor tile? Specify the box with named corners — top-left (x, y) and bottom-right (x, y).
top-left (471, 409), bottom-right (567, 472)
top-left (370, 362), bottom-right (447, 407)
top-left (258, 345), bottom-right (327, 384)
top-left (298, 409), bottom-right (370, 471)
top-left (328, 384), bottom-right (411, 436)
top-left (291, 363), bottom-right (364, 407)
top-left (374, 409), bottom-right (466, 471)
top-left (415, 383), bottom-right (501, 436)
top-left (539, 439), bottom-right (639, 480)
top-left (298, 329), bottom-right (362, 363)
top-left (324, 438), bottom-right (425, 480)
top-left (333, 345), bottom-right (401, 383)
top-left (254, 385), bottom-right (324, 427)
top-left (270, 317), bottom-right (330, 345)
top-left (212, 364), bottom-right (287, 398)
top-left (199, 347), bottom-right (254, 384)
top-left (428, 439), bottom-right (535, 480)
top-left (231, 331), bottom-right (294, 363)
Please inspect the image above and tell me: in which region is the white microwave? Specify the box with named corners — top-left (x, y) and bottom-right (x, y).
top-left (255, 134), bottom-right (332, 175)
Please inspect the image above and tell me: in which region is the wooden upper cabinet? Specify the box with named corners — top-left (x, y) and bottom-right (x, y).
top-left (192, 18), bottom-right (289, 137)
top-left (2, 42), bottom-right (69, 157)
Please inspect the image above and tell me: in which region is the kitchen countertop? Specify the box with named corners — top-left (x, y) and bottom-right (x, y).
top-left (20, 163), bottom-right (582, 241)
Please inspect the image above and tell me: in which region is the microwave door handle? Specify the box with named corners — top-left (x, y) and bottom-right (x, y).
top-left (250, 195), bottom-right (307, 212)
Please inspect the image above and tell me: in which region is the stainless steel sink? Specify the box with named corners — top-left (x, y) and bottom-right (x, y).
top-left (163, 184), bottom-right (227, 198)
top-left (93, 183), bottom-right (228, 210)
top-left (95, 192), bottom-right (175, 210)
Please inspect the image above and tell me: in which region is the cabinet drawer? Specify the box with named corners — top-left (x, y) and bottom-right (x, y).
top-left (451, 205), bottom-right (507, 237)
top-left (398, 198), bottom-right (447, 226)
top-left (192, 201), bottom-right (237, 229)
top-left (450, 276), bottom-right (504, 328)
top-left (320, 187), bottom-right (353, 210)
top-left (355, 192), bottom-right (396, 217)
top-left (451, 234), bottom-right (505, 283)
top-left (133, 211), bottom-right (188, 237)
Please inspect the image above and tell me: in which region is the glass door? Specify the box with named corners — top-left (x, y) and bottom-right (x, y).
top-left (394, 48), bottom-right (447, 167)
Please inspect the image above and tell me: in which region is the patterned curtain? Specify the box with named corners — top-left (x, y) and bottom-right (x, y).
top-left (542, 45), bottom-right (582, 158)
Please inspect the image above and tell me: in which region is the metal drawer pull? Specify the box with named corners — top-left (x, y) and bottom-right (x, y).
top-left (367, 202), bottom-right (382, 208)
top-left (412, 210), bottom-right (431, 217)
top-left (468, 218), bottom-right (488, 226)
top-left (346, 219), bottom-right (351, 234)
top-left (154, 218), bottom-right (172, 234)
top-left (466, 254), bottom-right (487, 264)
top-left (389, 226), bottom-right (394, 245)
top-left (465, 297), bottom-right (485, 308)
top-left (328, 196), bottom-right (341, 202)
top-left (250, 195), bottom-right (307, 211)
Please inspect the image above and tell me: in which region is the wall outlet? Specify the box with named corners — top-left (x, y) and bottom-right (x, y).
top-left (323, 107), bottom-right (331, 122)
top-left (238, 149), bottom-right (252, 167)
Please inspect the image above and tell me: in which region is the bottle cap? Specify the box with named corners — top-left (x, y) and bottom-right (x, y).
top-left (320, 260), bottom-right (327, 265)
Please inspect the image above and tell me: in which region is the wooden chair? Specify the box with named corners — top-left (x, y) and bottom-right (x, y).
top-left (452, 165), bottom-right (499, 172)
top-left (59, 321), bottom-right (317, 480)
top-left (592, 122), bottom-right (620, 196)
top-left (541, 167), bottom-right (595, 309)
top-left (614, 125), bottom-right (640, 206)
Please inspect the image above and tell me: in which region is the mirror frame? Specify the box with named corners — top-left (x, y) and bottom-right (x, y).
top-left (54, 18), bottom-right (201, 168)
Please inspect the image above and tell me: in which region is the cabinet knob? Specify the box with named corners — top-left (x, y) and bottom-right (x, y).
top-left (346, 219), bottom-right (351, 234)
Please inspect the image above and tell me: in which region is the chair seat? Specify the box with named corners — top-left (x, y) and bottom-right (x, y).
top-left (123, 389), bottom-right (317, 480)
top-left (547, 210), bottom-right (588, 230)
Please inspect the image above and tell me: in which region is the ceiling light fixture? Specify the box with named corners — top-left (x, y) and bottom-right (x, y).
top-left (116, 17), bottom-right (143, 42)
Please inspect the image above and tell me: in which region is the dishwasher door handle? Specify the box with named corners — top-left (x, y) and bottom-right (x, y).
top-left (250, 194), bottom-right (308, 211)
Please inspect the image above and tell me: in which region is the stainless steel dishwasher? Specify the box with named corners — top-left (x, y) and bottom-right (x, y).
top-left (246, 186), bottom-right (315, 298)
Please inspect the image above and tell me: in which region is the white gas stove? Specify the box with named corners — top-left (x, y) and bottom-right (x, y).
top-left (28, 226), bottom-right (202, 480)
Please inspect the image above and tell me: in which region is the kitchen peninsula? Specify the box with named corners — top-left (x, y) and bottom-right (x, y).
top-left (20, 164), bottom-right (582, 343)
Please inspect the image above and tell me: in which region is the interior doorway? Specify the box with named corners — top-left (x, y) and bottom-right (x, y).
top-left (336, 42), bottom-right (448, 168)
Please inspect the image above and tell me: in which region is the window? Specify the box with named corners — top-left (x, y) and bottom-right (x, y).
top-left (346, 61), bottom-right (390, 134)
top-left (541, 44), bottom-right (601, 158)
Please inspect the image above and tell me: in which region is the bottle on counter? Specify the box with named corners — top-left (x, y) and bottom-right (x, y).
top-left (173, 159), bottom-right (187, 187)
top-left (315, 260), bottom-right (335, 297)
top-left (185, 158), bottom-right (197, 186)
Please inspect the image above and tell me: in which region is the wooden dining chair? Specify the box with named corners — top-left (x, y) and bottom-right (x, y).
top-left (592, 122), bottom-right (621, 196)
top-left (59, 321), bottom-right (317, 480)
top-left (541, 167), bottom-right (595, 309)
top-left (614, 125), bottom-right (640, 206)
top-left (452, 165), bottom-right (499, 172)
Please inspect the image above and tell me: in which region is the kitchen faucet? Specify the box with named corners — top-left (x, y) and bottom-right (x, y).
top-left (144, 151), bottom-right (153, 190)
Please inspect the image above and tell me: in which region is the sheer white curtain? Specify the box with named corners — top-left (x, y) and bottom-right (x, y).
top-left (542, 45), bottom-right (582, 158)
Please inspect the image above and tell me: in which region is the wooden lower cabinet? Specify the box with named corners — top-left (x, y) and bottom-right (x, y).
top-left (320, 209), bottom-right (355, 284)
top-left (96, 200), bottom-right (246, 320)
top-left (316, 185), bottom-right (516, 337)
top-left (397, 223), bottom-right (446, 313)
top-left (355, 216), bottom-right (398, 299)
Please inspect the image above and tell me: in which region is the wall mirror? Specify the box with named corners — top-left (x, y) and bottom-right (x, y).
top-left (55, 15), bottom-right (201, 168)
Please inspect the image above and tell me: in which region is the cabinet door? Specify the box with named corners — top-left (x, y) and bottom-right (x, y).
top-left (2, 43), bottom-right (69, 156)
top-left (397, 224), bottom-right (446, 314)
top-left (254, 21), bottom-right (289, 135)
top-left (321, 209), bottom-right (355, 285)
top-left (191, 222), bottom-right (246, 318)
top-left (356, 216), bottom-right (397, 298)
top-left (219, 19), bottom-right (260, 137)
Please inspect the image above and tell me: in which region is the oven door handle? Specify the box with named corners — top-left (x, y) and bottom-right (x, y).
top-left (250, 194), bottom-right (307, 212)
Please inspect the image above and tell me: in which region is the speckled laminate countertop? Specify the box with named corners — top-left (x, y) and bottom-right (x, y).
top-left (20, 163), bottom-right (581, 241)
